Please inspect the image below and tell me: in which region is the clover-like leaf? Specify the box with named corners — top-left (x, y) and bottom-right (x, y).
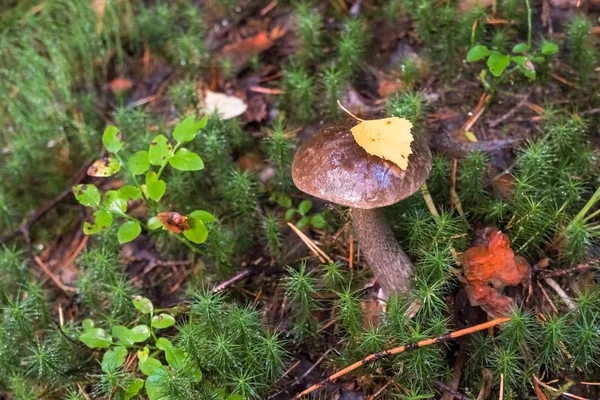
top-left (102, 126), bottom-right (124, 153)
top-left (285, 208), bottom-right (296, 222)
top-left (87, 157), bottom-right (121, 177)
top-left (298, 200), bottom-right (312, 216)
top-left (151, 313), bottom-right (176, 329)
top-left (79, 328), bottom-right (112, 348)
top-left (296, 216), bottom-right (310, 230)
top-left (131, 325), bottom-right (151, 342)
top-left (128, 150), bottom-right (150, 175)
top-left (188, 210), bottom-right (216, 224)
top-left (183, 217), bottom-right (208, 244)
top-left (118, 185), bottom-right (142, 201)
top-left (117, 221), bottom-right (142, 244)
top-left (83, 209), bottom-right (113, 235)
top-left (132, 295), bottom-right (153, 314)
top-left (169, 148), bottom-right (204, 171)
top-left (311, 214), bottom-right (326, 229)
top-left (112, 325), bottom-right (135, 347)
top-left (73, 184), bottom-right (101, 207)
top-left (487, 51), bottom-right (511, 77)
top-left (541, 40), bottom-right (559, 55)
top-left (145, 171), bottom-right (166, 202)
top-left (101, 346), bottom-right (127, 372)
top-left (466, 45), bottom-right (491, 62)
top-left (148, 134), bottom-right (173, 166)
top-left (104, 190), bottom-right (127, 214)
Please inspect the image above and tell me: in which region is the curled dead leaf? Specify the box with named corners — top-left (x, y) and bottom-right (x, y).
top-left (157, 212), bottom-right (189, 234)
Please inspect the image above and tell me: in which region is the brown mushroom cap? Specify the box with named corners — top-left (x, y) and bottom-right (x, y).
top-left (292, 117), bottom-right (432, 209)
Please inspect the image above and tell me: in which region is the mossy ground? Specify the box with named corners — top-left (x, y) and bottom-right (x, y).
top-left (0, 0), bottom-right (599, 399)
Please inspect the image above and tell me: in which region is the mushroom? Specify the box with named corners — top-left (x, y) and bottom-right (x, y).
top-left (291, 117), bottom-right (432, 296)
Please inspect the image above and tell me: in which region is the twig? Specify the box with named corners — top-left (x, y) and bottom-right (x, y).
top-left (537, 282), bottom-right (559, 314)
top-left (543, 277), bottom-right (576, 310)
top-left (348, 233), bottom-right (354, 271)
top-left (533, 376), bottom-right (590, 400)
top-left (211, 269), bottom-right (252, 293)
top-left (450, 159), bottom-right (465, 216)
top-left (540, 259), bottom-right (599, 278)
top-left (421, 184), bottom-right (440, 217)
top-left (499, 373), bottom-right (504, 400)
top-left (435, 380), bottom-right (470, 400)
top-left (440, 349), bottom-right (468, 400)
top-left (292, 317), bottom-right (510, 398)
top-left (287, 222), bottom-right (332, 263)
top-left (34, 256), bottom-right (78, 294)
top-left (249, 86), bottom-right (284, 95)
top-left (460, 93), bottom-right (492, 136)
top-left (488, 94), bottom-right (530, 128)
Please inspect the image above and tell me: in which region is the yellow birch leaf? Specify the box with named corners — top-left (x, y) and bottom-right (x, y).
top-left (338, 102), bottom-right (414, 170)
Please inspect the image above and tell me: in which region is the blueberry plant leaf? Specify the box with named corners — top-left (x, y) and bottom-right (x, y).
top-left (137, 346), bottom-right (149, 364)
top-left (124, 378), bottom-right (144, 400)
top-left (173, 115), bottom-right (208, 143)
top-left (169, 148), bottom-right (204, 171)
top-left (285, 208), bottom-right (296, 222)
top-left (82, 319), bottom-right (95, 331)
top-left (117, 221), bottom-right (142, 244)
top-left (311, 214), bottom-right (326, 228)
top-left (112, 325), bottom-right (135, 346)
top-left (156, 338), bottom-right (187, 369)
top-left (139, 356), bottom-right (163, 376)
top-left (131, 324), bottom-right (151, 342)
top-left (132, 296), bottom-right (153, 314)
top-left (151, 313), bottom-right (176, 329)
top-left (148, 134), bottom-right (173, 166)
top-left (83, 210), bottom-right (113, 234)
top-left (146, 366), bottom-right (169, 400)
top-left (541, 40), bottom-right (559, 55)
top-left (466, 45), bottom-right (491, 62)
top-left (145, 171), bottom-right (166, 202)
top-left (188, 210), bottom-right (215, 224)
top-left (104, 190), bottom-right (127, 214)
top-left (297, 216), bottom-right (310, 230)
top-left (118, 185), bottom-right (142, 201)
top-left (298, 200), bottom-right (312, 216)
top-left (128, 150), bottom-right (150, 175)
top-left (487, 51), bottom-right (511, 77)
top-left (73, 184), bottom-right (101, 207)
top-left (512, 43), bottom-right (530, 53)
top-left (102, 126), bottom-right (124, 153)
top-left (101, 346), bottom-right (127, 372)
top-left (87, 157), bottom-right (121, 177)
top-left (79, 328), bottom-right (112, 348)
top-left (147, 216), bottom-right (164, 230)
top-left (183, 217), bottom-right (208, 244)
top-left (512, 56), bottom-right (536, 80)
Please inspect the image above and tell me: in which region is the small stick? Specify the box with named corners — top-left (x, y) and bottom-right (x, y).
top-left (367, 381), bottom-right (393, 400)
top-left (421, 184), bottom-right (440, 217)
top-left (211, 269), bottom-right (252, 293)
top-left (292, 317), bottom-right (510, 398)
top-left (499, 373), bottom-right (504, 400)
top-left (249, 86), bottom-right (284, 95)
top-left (435, 380), bottom-right (470, 400)
top-left (450, 159), bottom-right (465, 216)
top-left (488, 94), bottom-right (530, 128)
top-left (533, 376), bottom-right (589, 400)
top-left (34, 256), bottom-right (78, 294)
top-left (537, 281), bottom-right (559, 314)
top-left (348, 233), bottom-right (354, 271)
top-left (540, 259), bottom-right (599, 278)
top-left (543, 277), bottom-right (576, 310)
top-left (287, 222), bottom-right (332, 263)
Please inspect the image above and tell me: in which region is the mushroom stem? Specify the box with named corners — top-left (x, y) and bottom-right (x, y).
top-left (351, 208), bottom-right (412, 296)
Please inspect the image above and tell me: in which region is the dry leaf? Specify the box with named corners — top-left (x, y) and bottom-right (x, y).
top-left (339, 102), bottom-right (414, 170)
top-left (157, 212), bottom-right (189, 234)
top-left (459, 228), bottom-right (530, 317)
top-left (203, 90), bottom-right (248, 120)
top-left (92, 0), bottom-right (106, 34)
top-left (109, 77), bottom-right (133, 93)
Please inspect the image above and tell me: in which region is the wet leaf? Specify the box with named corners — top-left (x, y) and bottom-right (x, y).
top-left (79, 327), bottom-right (112, 348)
top-left (139, 356), bottom-right (163, 376)
top-left (124, 378), bottom-right (144, 400)
top-left (102, 126), bottom-right (124, 153)
top-left (183, 217), bottom-right (208, 244)
top-left (87, 157), bottom-right (121, 177)
top-left (112, 325), bottom-right (135, 346)
top-left (83, 209), bottom-right (113, 234)
top-left (145, 171), bottom-right (166, 202)
top-left (173, 115), bottom-right (208, 143)
top-left (188, 210), bottom-right (216, 224)
top-left (203, 90), bottom-right (248, 120)
top-left (132, 295), bottom-right (153, 314)
top-left (101, 346), bottom-right (127, 372)
top-left (118, 221), bottom-right (142, 244)
top-left (148, 134), bottom-right (173, 166)
top-left (146, 366), bottom-right (169, 399)
top-left (128, 150), bottom-right (150, 175)
top-left (82, 319), bottom-right (95, 331)
top-left (118, 185), bottom-right (142, 201)
top-left (487, 51), bottom-right (511, 77)
top-left (157, 212), bottom-right (189, 234)
top-left (104, 190), bottom-right (127, 214)
top-left (131, 325), bottom-right (151, 342)
top-left (169, 148), bottom-right (204, 171)
top-left (73, 184), bottom-right (101, 207)
top-left (466, 45), bottom-right (491, 62)
top-left (151, 313), bottom-right (176, 329)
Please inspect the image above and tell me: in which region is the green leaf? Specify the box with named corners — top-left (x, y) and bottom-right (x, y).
top-left (118, 185), bottom-right (142, 201)
top-left (298, 200), bottom-right (312, 216)
top-left (183, 217), bottom-right (208, 244)
top-left (296, 216), bottom-right (310, 230)
top-left (104, 190), bottom-right (127, 214)
top-left (82, 319), bottom-right (95, 331)
top-left (148, 134), bottom-right (173, 166)
top-left (156, 338), bottom-right (187, 369)
top-left (285, 208), bottom-right (296, 222)
top-left (169, 148), bottom-right (204, 171)
top-left (137, 347), bottom-right (149, 364)
top-left (541, 40), bottom-right (559, 55)
top-left (132, 296), bottom-right (153, 314)
top-left (270, 192), bottom-right (292, 208)
top-left (145, 171), bottom-right (166, 202)
top-left (148, 216), bottom-right (163, 230)
top-left (101, 346), bottom-right (127, 372)
top-left (128, 150), bottom-right (150, 175)
top-left (73, 184), bottom-right (101, 207)
top-left (512, 43), bottom-right (530, 53)
top-left (139, 356), bottom-right (163, 376)
top-left (188, 210), bottom-right (216, 224)
top-left (512, 56), bottom-right (536, 80)
top-left (118, 221), bottom-right (142, 244)
top-left (487, 51), bottom-right (511, 77)
top-left (151, 313), bottom-right (176, 329)
top-left (87, 157), bottom-right (121, 177)
top-left (466, 45), bottom-right (491, 62)
top-left (124, 378), bottom-right (144, 400)
top-left (83, 209), bottom-right (113, 235)
top-left (112, 325), bottom-right (135, 347)
top-left (131, 325), bottom-right (151, 342)
top-left (146, 367), bottom-right (169, 400)
top-left (79, 328), bottom-right (112, 348)
top-left (102, 126), bottom-right (124, 153)
top-left (464, 130), bottom-right (478, 143)
top-left (173, 115), bottom-right (207, 143)
top-left (311, 214), bottom-right (326, 229)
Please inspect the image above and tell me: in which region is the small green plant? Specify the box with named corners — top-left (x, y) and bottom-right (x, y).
top-left (272, 193), bottom-right (326, 230)
top-left (72, 117), bottom-right (215, 253)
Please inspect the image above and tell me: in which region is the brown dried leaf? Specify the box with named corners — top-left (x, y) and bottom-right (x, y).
top-left (157, 212), bottom-right (189, 234)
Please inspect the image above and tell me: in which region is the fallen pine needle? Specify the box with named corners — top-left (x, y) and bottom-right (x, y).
top-left (287, 222), bottom-right (332, 263)
top-left (421, 183), bottom-right (440, 217)
top-left (292, 317), bottom-right (510, 398)
top-left (34, 255), bottom-right (78, 294)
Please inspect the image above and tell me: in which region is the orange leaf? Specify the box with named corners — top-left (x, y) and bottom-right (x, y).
top-left (157, 212), bottom-right (189, 234)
